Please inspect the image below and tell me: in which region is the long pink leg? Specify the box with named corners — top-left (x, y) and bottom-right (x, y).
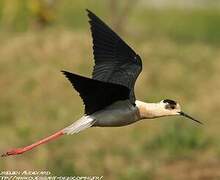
top-left (1, 130), bottom-right (64, 157)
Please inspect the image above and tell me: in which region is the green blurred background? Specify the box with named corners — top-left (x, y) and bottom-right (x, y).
top-left (0, 0), bottom-right (220, 179)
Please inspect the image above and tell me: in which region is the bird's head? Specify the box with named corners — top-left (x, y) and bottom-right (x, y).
top-left (159, 99), bottom-right (202, 124)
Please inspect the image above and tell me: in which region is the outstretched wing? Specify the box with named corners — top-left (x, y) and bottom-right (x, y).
top-left (87, 9), bottom-right (142, 104)
top-left (62, 71), bottom-right (130, 115)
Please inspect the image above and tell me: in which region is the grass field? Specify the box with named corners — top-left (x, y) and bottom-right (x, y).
top-left (1, 3), bottom-right (220, 180)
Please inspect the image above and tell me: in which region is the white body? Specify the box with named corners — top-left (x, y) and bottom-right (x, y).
top-left (63, 100), bottom-right (140, 135)
top-left (63, 99), bottom-right (182, 135)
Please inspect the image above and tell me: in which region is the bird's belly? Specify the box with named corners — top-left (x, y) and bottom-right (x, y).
top-left (92, 101), bottom-right (140, 127)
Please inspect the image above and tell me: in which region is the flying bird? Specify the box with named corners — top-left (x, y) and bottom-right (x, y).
top-left (2, 10), bottom-right (202, 157)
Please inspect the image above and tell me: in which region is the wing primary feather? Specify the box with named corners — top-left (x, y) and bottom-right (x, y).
top-left (86, 9), bottom-right (142, 105)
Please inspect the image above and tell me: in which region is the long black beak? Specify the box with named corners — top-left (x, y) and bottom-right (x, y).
top-left (179, 111), bottom-right (203, 125)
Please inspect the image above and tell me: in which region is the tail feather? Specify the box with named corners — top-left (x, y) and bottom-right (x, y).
top-left (63, 116), bottom-right (96, 135)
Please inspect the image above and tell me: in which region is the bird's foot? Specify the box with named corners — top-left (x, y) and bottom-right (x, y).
top-left (1, 148), bottom-right (24, 157)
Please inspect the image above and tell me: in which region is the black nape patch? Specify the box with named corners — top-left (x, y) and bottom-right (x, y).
top-left (163, 99), bottom-right (177, 105)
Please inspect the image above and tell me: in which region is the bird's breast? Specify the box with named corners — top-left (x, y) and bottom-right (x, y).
top-left (92, 100), bottom-right (140, 127)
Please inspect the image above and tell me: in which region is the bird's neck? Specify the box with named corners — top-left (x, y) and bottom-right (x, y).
top-left (135, 100), bottom-right (164, 119)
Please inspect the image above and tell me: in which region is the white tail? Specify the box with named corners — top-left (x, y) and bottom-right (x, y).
top-left (63, 116), bottom-right (96, 135)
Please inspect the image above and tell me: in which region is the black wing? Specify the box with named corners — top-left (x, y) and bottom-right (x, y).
top-left (62, 71), bottom-right (130, 115)
top-left (87, 9), bottom-right (142, 104)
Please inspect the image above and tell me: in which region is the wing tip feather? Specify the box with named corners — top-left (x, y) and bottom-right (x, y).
top-left (86, 9), bottom-right (95, 20)
top-left (61, 70), bottom-right (70, 78)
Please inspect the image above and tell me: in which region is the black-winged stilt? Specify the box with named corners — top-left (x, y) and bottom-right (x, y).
top-left (2, 9), bottom-right (202, 157)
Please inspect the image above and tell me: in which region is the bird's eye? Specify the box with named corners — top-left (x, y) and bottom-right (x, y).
top-left (169, 104), bottom-right (176, 109)
top-left (165, 103), bottom-right (176, 110)
top-left (171, 106), bottom-right (175, 109)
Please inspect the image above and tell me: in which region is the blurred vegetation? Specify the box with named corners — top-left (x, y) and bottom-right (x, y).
top-left (144, 121), bottom-right (211, 159)
top-left (0, 0), bottom-right (220, 179)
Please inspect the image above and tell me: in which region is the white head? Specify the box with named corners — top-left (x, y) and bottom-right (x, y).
top-left (136, 99), bottom-right (202, 124)
top-left (159, 99), bottom-right (202, 124)
top-left (159, 99), bottom-right (181, 116)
